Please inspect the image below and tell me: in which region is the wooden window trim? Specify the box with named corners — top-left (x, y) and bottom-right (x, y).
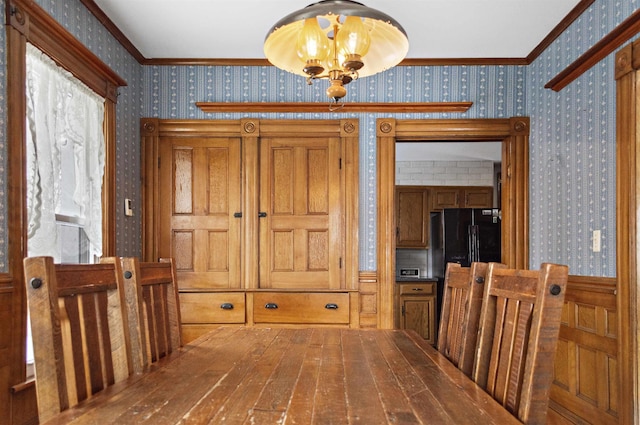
top-left (6, 0), bottom-right (127, 258)
top-left (5, 0), bottom-right (126, 386)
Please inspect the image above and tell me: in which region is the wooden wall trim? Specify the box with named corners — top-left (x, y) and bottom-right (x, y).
top-left (526, 0), bottom-right (595, 63)
top-left (614, 40), bottom-right (638, 425)
top-left (546, 8), bottom-right (640, 92)
top-left (76, 0), bottom-right (145, 63)
top-left (7, 0), bottom-right (127, 101)
top-left (196, 102), bottom-right (473, 114)
top-left (358, 271), bottom-right (379, 329)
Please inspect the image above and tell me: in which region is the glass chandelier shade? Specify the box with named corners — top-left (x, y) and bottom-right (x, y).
top-left (264, 0), bottom-right (409, 101)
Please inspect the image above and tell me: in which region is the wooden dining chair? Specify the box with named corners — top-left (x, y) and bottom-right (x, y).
top-left (472, 262), bottom-right (568, 425)
top-left (437, 261), bottom-right (503, 376)
top-left (23, 256), bottom-right (131, 423)
top-left (113, 257), bottom-right (182, 373)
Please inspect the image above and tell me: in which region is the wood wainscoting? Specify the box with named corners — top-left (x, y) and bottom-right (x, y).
top-left (358, 271), bottom-right (379, 329)
top-left (549, 275), bottom-right (618, 424)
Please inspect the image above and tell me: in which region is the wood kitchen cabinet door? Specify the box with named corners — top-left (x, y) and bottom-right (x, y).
top-left (431, 186), bottom-right (493, 210)
top-left (462, 187), bottom-right (493, 208)
top-left (396, 187), bottom-right (430, 248)
top-left (158, 138), bottom-right (242, 289)
top-left (400, 296), bottom-right (436, 343)
top-left (431, 187), bottom-right (460, 210)
top-left (259, 136), bottom-right (343, 290)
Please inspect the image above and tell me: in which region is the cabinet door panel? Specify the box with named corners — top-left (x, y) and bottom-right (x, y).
top-left (158, 138), bottom-right (242, 289)
top-left (260, 137), bottom-right (342, 289)
top-left (462, 188), bottom-right (493, 208)
top-left (431, 188), bottom-right (459, 210)
top-left (396, 188), bottom-right (430, 248)
top-left (402, 297), bottom-right (435, 343)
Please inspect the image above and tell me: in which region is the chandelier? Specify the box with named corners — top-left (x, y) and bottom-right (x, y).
top-left (264, 0), bottom-right (409, 103)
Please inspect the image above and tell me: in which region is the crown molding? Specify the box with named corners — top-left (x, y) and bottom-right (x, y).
top-left (196, 102), bottom-right (473, 114)
top-left (80, 0), bottom-right (592, 68)
top-left (546, 8), bottom-right (640, 91)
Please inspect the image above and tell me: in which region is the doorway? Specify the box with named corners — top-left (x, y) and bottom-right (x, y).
top-left (376, 117), bottom-right (530, 328)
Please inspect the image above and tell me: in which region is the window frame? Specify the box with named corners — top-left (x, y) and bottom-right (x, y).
top-left (5, 0), bottom-right (126, 385)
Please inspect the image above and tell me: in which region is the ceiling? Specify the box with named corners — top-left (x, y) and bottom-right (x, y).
top-left (89, 0), bottom-right (582, 163)
top-left (92, 0), bottom-right (583, 61)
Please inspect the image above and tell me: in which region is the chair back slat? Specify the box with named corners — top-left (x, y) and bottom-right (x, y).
top-left (117, 257), bottom-right (182, 373)
top-left (472, 262), bottom-right (568, 425)
top-left (438, 262), bottom-right (500, 376)
top-left (23, 257), bottom-right (130, 423)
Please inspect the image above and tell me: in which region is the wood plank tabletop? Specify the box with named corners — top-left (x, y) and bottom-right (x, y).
top-left (43, 327), bottom-right (522, 424)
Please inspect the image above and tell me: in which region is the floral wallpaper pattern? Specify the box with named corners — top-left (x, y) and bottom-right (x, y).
top-left (144, 63), bottom-right (526, 271)
top-left (0, 0), bottom-right (637, 277)
top-left (527, 0), bottom-right (639, 277)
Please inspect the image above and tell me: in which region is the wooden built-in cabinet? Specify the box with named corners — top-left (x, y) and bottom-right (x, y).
top-left (141, 119), bottom-right (360, 342)
top-left (395, 185), bottom-right (493, 249)
top-left (430, 186), bottom-right (493, 210)
top-left (395, 187), bottom-right (430, 248)
top-left (396, 281), bottom-right (437, 344)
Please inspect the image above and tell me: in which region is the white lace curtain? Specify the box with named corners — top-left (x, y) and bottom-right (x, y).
top-left (25, 43), bottom-right (105, 261)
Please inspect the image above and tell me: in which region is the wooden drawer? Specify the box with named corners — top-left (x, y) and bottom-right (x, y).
top-left (179, 292), bottom-right (245, 324)
top-left (398, 282), bottom-right (435, 296)
top-left (253, 292), bottom-right (350, 324)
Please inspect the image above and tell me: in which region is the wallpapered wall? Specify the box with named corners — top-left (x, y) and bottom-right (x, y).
top-left (144, 64), bottom-right (526, 272)
top-left (526, 0), bottom-right (638, 276)
top-left (0, 0), bottom-right (637, 277)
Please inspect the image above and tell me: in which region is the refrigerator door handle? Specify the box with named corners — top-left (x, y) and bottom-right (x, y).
top-left (469, 225), bottom-right (480, 262)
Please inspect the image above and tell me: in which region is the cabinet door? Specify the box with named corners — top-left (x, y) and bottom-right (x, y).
top-left (431, 187), bottom-right (460, 210)
top-left (401, 296), bottom-right (435, 343)
top-left (462, 187), bottom-right (493, 208)
top-left (396, 188), bottom-right (430, 248)
top-left (158, 138), bottom-right (242, 289)
top-left (259, 136), bottom-right (343, 289)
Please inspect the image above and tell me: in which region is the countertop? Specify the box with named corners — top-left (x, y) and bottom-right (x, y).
top-left (395, 277), bottom-right (439, 282)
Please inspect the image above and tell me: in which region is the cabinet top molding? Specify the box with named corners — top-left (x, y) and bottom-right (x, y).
top-left (196, 102), bottom-right (473, 114)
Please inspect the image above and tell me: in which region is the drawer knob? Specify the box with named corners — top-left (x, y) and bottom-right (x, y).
top-left (220, 303), bottom-right (234, 310)
top-left (325, 303), bottom-right (339, 310)
top-left (264, 302), bottom-right (279, 309)
top-left (412, 288), bottom-right (424, 291)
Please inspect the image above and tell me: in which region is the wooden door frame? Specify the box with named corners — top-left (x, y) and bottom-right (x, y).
top-left (614, 41), bottom-right (639, 425)
top-left (376, 118), bottom-right (530, 329)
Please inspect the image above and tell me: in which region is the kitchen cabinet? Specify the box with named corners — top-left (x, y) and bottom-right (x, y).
top-left (395, 186), bottom-right (430, 248)
top-left (431, 186), bottom-right (493, 210)
top-left (396, 281), bottom-right (436, 344)
top-left (396, 185), bottom-right (493, 248)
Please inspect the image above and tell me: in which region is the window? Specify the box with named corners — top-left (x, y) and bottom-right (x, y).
top-left (25, 43), bottom-right (105, 263)
top-left (24, 43), bottom-right (106, 369)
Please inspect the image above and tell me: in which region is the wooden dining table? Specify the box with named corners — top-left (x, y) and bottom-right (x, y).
top-left (43, 327), bottom-right (522, 424)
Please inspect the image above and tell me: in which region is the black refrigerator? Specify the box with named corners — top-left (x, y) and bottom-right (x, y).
top-left (431, 208), bottom-right (501, 332)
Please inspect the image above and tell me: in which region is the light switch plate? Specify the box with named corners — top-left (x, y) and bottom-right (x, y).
top-left (124, 198), bottom-right (134, 217)
top-left (592, 230), bottom-right (601, 252)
